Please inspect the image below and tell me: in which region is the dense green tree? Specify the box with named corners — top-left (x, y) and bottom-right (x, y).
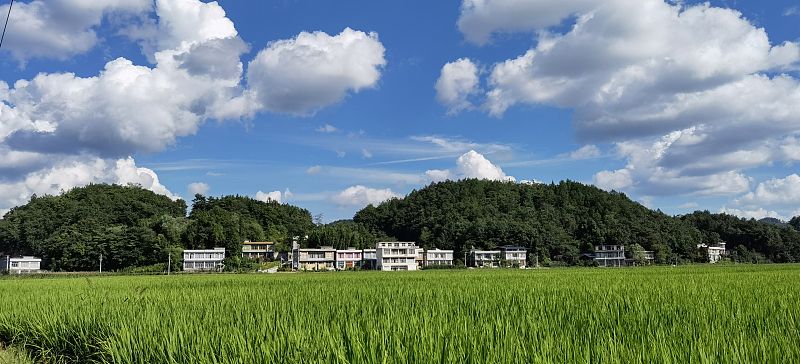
top-left (0, 184), bottom-right (186, 271)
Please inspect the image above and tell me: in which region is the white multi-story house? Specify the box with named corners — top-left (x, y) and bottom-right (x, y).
top-left (241, 241), bottom-right (274, 261)
top-left (361, 249), bottom-right (377, 270)
top-left (424, 249), bottom-right (454, 267)
top-left (698, 243), bottom-right (726, 263)
top-left (468, 249), bottom-right (501, 268)
top-left (292, 246), bottom-right (336, 271)
top-left (335, 248), bottom-right (363, 270)
top-left (594, 245), bottom-right (625, 267)
top-left (499, 245), bottom-right (527, 268)
top-left (1, 256), bottom-right (42, 274)
top-left (376, 242), bottom-right (418, 271)
top-left (183, 248), bottom-right (225, 271)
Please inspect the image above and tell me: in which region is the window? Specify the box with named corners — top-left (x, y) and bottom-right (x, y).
top-left (11, 262), bottom-right (18, 268)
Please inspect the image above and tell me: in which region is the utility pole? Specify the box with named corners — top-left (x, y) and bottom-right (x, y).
top-left (99, 253), bottom-right (103, 273)
top-left (167, 253), bottom-right (171, 275)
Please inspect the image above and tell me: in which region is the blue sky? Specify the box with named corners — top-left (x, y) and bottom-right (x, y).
top-left (0, 0), bottom-right (799, 222)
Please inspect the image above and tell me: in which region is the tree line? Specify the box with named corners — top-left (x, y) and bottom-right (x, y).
top-left (1, 180), bottom-right (799, 271)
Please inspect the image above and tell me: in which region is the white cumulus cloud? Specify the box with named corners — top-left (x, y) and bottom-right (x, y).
top-left (245, 28), bottom-right (386, 116)
top-left (0, 0), bottom-right (151, 62)
top-left (426, 150), bottom-right (515, 182)
top-left (255, 190), bottom-right (283, 204)
top-left (332, 185), bottom-right (399, 207)
top-left (187, 182), bottom-right (209, 195)
top-left (435, 58), bottom-right (480, 114)
top-left (720, 207), bottom-right (785, 221)
top-left (451, 0), bottom-right (800, 199)
top-left (0, 156), bottom-right (178, 212)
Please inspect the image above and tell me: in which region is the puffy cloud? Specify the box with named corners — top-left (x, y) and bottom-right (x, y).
top-left (245, 28), bottom-right (386, 115)
top-left (435, 58), bottom-right (480, 114)
top-left (593, 169), bottom-right (632, 191)
top-left (0, 0), bottom-right (151, 62)
top-left (425, 169), bottom-right (452, 183)
top-left (332, 185), bottom-right (399, 207)
top-left (593, 127), bottom-right (752, 196)
top-left (426, 150), bottom-right (515, 182)
top-left (1, 0), bottom-right (248, 158)
top-left (187, 182), bottom-right (209, 195)
top-left (719, 207), bottom-right (785, 221)
top-left (0, 156), bottom-right (177, 212)
top-left (255, 190), bottom-right (283, 203)
top-left (147, 0), bottom-right (237, 55)
top-left (457, 0), bottom-right (596, 45)
top-left (306, 165), bottom-right (322, 175)
top-left (568, 144), bottom-right (600, 160)
top-left (739, 174), bottom-right (800, 207)
top-left (454, 1), bottom-right (800, 197)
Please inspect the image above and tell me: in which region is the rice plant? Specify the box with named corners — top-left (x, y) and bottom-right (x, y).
top-left (1, 265), bottom-right (799, 363)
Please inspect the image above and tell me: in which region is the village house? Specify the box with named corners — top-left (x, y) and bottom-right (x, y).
top-left (697, 242), bottom-right (727, 263)
top-left (594, 245), bottom-right (626, 267)
top-left (292, 245), bottom-right (336, 271)
top-left (499, 245), bottom-right (527, 268)
top-left (335, 248), bottom-right (363, 270)
top-left (376, 242), bottom-right (418, 271)
top-left (468, 249), bottom-right (501, 268)
top-left (183, 248), bottom-right (225, 271)
top-left (424, 248), bottom-right (454, 267)
top-left (241, 241), bottom-right (274, 261)
top-left (1, 256), bottom-right (42, 274)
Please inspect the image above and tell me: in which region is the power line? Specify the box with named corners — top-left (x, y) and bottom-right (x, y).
top-left (0, 0), bottom-right (13, 50)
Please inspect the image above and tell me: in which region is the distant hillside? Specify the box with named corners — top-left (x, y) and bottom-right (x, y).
top-left (354, 179), bottom-right (702, 264)
top-left (758, 217), bottom-right (787, 227)
top-left (0, 184), bottom-right (187, 271)
top-left (681, 211), bottom-right (800, 263)
top-left (0, 185), bottom-right (315, 271)
top-left (354, 179), bottom-right (800, 265)
top-left (185, 194), bottom-right (314, 254)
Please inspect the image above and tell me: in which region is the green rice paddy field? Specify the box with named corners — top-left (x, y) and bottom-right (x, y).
top-left (1, 265), bottom-right (799, 363)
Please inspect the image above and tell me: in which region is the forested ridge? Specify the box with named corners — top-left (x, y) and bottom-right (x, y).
top-left (1, 180), bottom-right (799, 271)
top-left (0, 184), bottom-right (313, 271)
top-left (353, 180), bottom-right (800, 265)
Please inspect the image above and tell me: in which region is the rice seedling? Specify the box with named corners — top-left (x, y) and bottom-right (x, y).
top-left (0, 265), bottom-right (798, 363)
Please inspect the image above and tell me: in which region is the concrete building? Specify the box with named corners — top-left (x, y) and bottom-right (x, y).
top-left (468, 249), bottom-right (501, 268)
top-left (183, 248), bottom-right (225, 271)
top-left (335, 248), bottom-right (363, 270)
top-left (424, 249), bottom-right (454, 267)
top-left (698, 243), bottom-right (727, 263)
top-left (1, 256), bottom-right (42, 274)
top-left (415, 248), bottom-right (425, 268)
top-left (292, 246), bottom-right (336, 271)
top-left (594, 245), bottom-right (625, 267)
top-left (376, 242), bottom-right (418, 271)
top-left (499, 245), bottom-right (527, 268)
top-left (241, 241), bottom-right (274, 261)
top-left (361, 249), bottom-right (377, 270)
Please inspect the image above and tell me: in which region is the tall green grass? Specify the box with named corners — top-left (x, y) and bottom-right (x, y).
top-left (1, 265), bottom-right (799, 363)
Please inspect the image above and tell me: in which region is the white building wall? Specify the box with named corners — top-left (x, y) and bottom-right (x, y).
top-left (376, 242), bottom-right (418, 271)
top-left (183, 248), bottom-right (226, 271)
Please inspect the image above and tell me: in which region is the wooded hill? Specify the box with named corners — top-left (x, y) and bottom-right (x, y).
top-left (1, 180), bottom-right (799, 271)
top-left (353, 179), bottom-right (800, 265)
top-left (0, 184), bottom-right (313, 271)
